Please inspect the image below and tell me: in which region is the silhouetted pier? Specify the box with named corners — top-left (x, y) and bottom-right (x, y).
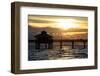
top-left (29, 39), bottom-right (87, 49)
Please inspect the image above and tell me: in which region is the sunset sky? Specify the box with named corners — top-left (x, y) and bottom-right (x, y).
top-left (28, 15), bottom-right (88, 40)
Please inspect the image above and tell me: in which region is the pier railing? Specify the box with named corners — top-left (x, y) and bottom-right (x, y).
top-left (29, 39), bottom-right (87, 49)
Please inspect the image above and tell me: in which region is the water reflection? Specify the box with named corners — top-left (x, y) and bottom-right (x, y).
top-left (28, 42), bottom-right (88, 61)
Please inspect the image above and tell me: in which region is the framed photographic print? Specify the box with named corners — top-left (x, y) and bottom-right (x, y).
top-left (11, 2), bottom-right (98, 74)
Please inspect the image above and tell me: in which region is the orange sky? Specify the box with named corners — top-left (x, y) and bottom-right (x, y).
top-left (28, 15), bottom-right (88, 39)
top-left (28, 15), bottom-right (88, 29)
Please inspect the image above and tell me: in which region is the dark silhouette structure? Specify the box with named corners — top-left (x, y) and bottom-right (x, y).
top-left (34, 31), bottom-right (53, 49)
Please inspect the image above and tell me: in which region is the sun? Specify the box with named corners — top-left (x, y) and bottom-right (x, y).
top-left (57, 19), bottom-right (77, 30)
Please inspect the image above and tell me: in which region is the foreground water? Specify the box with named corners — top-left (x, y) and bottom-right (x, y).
top-left (28, 42), bottom-right (88, 61)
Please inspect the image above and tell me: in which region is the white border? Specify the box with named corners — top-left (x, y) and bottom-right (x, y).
top-left (20, 7), bottom-right (95, 70)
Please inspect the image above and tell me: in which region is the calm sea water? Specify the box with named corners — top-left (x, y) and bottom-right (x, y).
top-left (28, 42), bottom-right (88, 61)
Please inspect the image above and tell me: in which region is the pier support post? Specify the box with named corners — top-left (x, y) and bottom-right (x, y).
top-left (72, 41), bottom-right (74, 49)
top-left (83, 41), bottom-right (86, 49)
top-left (60, 41), bottom-right (62, 49)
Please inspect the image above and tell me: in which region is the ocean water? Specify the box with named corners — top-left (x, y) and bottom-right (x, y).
top-left (28, 42), bottom-right (88, 61)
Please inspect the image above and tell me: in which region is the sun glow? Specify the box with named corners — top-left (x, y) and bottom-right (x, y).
top-left (57, 19), bottom-right (78, 30)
